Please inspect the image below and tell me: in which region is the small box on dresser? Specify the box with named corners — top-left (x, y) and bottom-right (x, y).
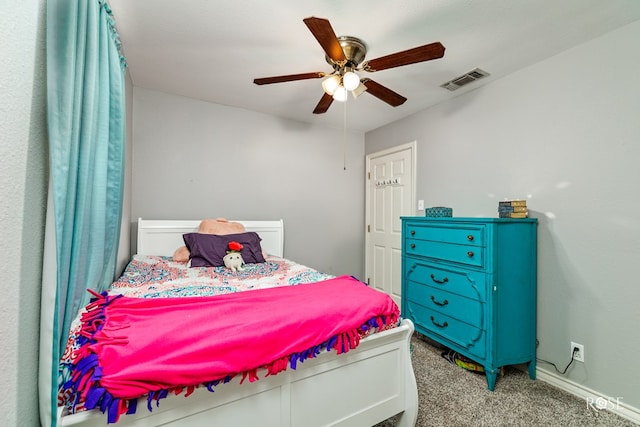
top-left (401, 216), bottom-right (538, 391)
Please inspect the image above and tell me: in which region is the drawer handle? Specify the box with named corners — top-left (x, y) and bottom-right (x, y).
top-left (467, 251), bottom-right (474, 258)
top-left (430, 274), bottom-right (449, 284)
top-left (430, 295), bottom-right (449, 306)
top-left (430, 316), bottom-right (448, 328)
top-left (410, 243), bottom-right (416, 249)
top-left (410, 230), bottom-right (416, 236)
top-left (467, 234), bottom-right (474, 241)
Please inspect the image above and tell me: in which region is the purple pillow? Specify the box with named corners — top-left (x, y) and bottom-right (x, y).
top-left (183, 232), bottom-right (266, 268)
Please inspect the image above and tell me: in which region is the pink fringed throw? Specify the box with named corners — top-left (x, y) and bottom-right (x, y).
top-left (63, 276), bottom-right (399, 423)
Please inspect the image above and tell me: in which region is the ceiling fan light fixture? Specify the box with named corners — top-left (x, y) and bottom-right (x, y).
top-left (351, 81), bottom-right (367, 98)
top-left (342, 71), bottom-right (360, 91)
top-left (333, 85), bottom-right (348, 102)
top-left (322, 75), bottom-right (341, 95)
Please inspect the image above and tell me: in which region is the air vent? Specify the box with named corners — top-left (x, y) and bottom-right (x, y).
top-left (441, 68), bottom-right (490, 91)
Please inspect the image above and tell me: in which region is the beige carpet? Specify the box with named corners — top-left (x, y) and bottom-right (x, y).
top-left (377, 334), bottom-right (635, 427)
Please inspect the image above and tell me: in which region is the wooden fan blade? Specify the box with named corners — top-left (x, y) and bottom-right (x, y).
top-left (313, 93), bottom-right (334, 114)
top-left (362, 79), bottom-right (407, 107)
top-left (254, 72), bottom-right (325, 85)
top-left (364, 42), bottom-right (445, 72)
top-left (303, 17), bottom-right (346, 63)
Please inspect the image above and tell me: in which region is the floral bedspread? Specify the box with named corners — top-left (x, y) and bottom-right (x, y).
top-left (58, 254), bottom-right (334, 412)
top-left (109, 254), bottom-right (334, 298)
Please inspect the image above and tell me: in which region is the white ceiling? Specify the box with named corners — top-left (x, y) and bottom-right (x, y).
top-left (108, 0), bottom-right (640, 132)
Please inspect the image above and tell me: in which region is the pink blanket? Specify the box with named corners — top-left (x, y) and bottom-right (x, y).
top-left (63, 275), bottom-right (399, 423)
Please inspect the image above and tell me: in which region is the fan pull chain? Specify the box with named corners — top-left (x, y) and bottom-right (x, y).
top-left (343, 94), bottom-right (348, 170)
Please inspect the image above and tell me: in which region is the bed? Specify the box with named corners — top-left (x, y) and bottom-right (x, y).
top-left (57, 218), bottom-right (418, 426)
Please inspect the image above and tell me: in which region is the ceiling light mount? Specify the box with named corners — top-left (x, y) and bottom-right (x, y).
top-left (325, 36), bottom-right (368, 69)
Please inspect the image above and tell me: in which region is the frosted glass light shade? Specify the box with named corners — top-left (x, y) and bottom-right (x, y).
top-left (333, 85), bottom-right (348, 102)
top-left (343, 71), bottom-right (360, 91)
top-left (322, 75), bottom-right (341, 95)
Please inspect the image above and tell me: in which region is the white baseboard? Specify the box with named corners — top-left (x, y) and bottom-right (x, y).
top-left (537, 367), bottom-right (640, 425)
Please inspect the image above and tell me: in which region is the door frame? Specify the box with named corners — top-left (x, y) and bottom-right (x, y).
top-left (364, 141), bottom-right (417, 286)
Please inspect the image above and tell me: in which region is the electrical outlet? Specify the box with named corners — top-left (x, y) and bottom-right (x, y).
top-left (571, 342), bottom-right (584, 363)
top-left (418, 200), bottom-right (425, 210)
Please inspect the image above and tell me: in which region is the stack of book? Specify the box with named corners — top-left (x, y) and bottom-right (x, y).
top-left (498, 200), bottom-right (528, 218)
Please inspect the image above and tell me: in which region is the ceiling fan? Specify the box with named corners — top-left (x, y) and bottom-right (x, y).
top-left (253, 17), bottom-right (445, 114)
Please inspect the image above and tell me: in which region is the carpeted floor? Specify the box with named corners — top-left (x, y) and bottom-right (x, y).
top-left (376, 334), bottom-right (635, 427)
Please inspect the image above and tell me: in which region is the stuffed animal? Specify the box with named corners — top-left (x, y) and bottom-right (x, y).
top-left (223, 252), bottom-right (244, 272)
top-left (223, 240), bottom-right (244, 271)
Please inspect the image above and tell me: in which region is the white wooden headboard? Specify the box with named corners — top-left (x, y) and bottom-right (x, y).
top-left (136, 218), bottom-right (284, 257)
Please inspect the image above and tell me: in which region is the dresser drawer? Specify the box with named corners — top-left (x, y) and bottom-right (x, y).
top-left (406, 239), bottom-right (485, 267)
top-left (405, 223), bottom-right (485, 247)
top-left (405, 260), bottom-right (488, 301)
top-left (406, 282), bottom-right (484, 329)
top-left (406, 302), bottom-right (486, 360)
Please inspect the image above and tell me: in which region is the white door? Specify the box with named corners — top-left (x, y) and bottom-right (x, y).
top-left (365, 142), bottom-right (416, 307)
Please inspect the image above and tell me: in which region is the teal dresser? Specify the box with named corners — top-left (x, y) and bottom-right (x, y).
top-left (401, 217), bottom-right (537, 390)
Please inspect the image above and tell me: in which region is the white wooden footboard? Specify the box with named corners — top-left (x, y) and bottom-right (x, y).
top-left (58, 319), bottom-right (417, 427)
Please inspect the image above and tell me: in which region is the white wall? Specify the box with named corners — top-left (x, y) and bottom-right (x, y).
top-left (0, 0), bottom-right (48, 426)
top-left (131, 88), bottom-right (366, 277)
top-left (366, 20), bottom-right (640, 411)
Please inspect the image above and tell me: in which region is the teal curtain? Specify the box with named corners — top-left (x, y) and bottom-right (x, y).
top-left (41, 0), bottom-right (126, 425)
